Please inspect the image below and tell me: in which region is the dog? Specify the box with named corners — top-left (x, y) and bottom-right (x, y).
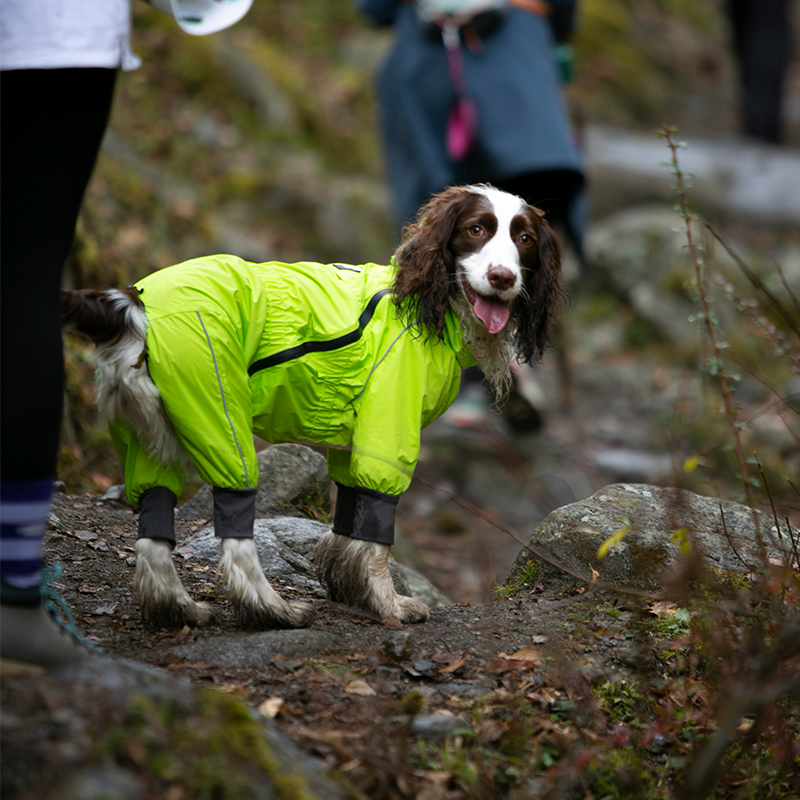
top-left (61, 184), bottom-right (564, 629)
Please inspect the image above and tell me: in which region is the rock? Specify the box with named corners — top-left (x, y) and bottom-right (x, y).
top-left (168, 627), bottom-right (370, 667)
top-left (99, 485), bottom-right (127, 503)
top-left (179, 443), bottom-right (331, 521)
top-left (586, 124), bottom-right (800, 224)
top-left (382, 631), bottom-right (415, 661)
top-left (396, 714), bottom-right (473, 740)
top-left (184, 515), bottom-right (450, 607)
top-left (2, 658), bottom-right (346, 800)
top-left (586, 206), bottom-right (697, 345)
top-left (507, 483), bottom-right (786, 593)
top-left (588, 447), bottom-right (673, 483)
top-left (61, 762), bottom-right (142, 800)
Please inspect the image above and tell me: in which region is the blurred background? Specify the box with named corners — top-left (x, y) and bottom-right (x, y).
top-left (61, 0), bottom-right (800, 603)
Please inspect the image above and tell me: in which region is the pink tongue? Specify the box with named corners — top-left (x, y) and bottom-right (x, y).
top-left (473, 296), bottom-right (510, 334)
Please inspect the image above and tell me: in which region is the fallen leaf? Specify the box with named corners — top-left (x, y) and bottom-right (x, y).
top-left (586, 564), bottom-right (599, 590)
top-left (344, 679), bottom-right (376, 696)
top-left (417, 771), bottom-right (453, 800)
top-left (257, 696), bottom-right (284, 719)
top-left (74, 530), bottom-right (98, 541)
top-left (88, 538), bottom-right (109, 551)
top-left (527, 687), bottom-right (559, 706)
top-left (173, 546), bottom-right (194, 560)
top-left (487, 659), bottom-right (532, 674)
top-left (504, 646), bottom-right (543, 663)
top-left (649, 601), bottom-right (678, 619)
top-left (216, 684), bottom-right (248, 695)
top-left (92, 602), bottom-right (118, 616)
top-left (77, 584), bottom-right (101, 594)
top-left (436, 654), bottom-right (469, 674)
top-left (382, 615), bottom-right (403, 629)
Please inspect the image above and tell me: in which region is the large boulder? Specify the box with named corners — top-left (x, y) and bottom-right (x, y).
top-left (179, 443), bottom-right (331, 521)
top-left (506, 483), bottom-right (786, 593)
top-left (1, 658), bottom-right (347, 800)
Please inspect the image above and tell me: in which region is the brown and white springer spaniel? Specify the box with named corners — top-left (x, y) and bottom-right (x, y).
top-left (394, 184), bottom-right (564, 399)
top-left (61, 184), bottom-right (564, 629)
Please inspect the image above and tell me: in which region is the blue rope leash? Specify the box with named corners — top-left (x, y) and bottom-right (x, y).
top-left (40, 563), bottom-right (103, 654)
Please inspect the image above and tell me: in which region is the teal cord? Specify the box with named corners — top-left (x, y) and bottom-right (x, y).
top-left (40, 563), bottom-right (103, 654)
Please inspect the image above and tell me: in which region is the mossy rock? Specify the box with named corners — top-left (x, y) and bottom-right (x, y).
top-left (507, 483), bottom-right (786, 593)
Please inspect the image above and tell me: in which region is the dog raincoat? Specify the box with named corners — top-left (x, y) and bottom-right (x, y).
top-left (111, 255), bottom-right (478, 545)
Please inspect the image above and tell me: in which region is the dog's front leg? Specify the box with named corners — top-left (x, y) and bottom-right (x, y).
top-left (134, 487), bottom-right (213, 628)
top-left (134, 538), bottom-right (214, 628)
top-left (315, 533), bottom-right (430, 622)
top-left (214, 488), bottom-right (314, 629)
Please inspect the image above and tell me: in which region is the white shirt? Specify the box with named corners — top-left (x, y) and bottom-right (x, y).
top-left (0, 0), bottom-right (141, 71)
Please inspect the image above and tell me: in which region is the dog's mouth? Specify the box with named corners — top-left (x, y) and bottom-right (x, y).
top-left (460, 276), bottom-right (511, 335)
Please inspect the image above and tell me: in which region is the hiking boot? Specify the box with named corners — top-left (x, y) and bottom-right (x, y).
top-left (1, 573), bottom-right (101, 668)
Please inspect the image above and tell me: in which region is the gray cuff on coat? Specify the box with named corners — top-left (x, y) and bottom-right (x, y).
top-left (212, 487), bottom-right (257, 538)
top-left (137, 486), bottom-right (177, 544)
top-left (332, 483), bottom-right (398, 546)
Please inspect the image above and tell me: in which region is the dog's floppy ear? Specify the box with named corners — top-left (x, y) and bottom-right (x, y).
top-left (513, 213), bottom-right (567, 364)
top-left (392, 187), bottom-right (474, 339)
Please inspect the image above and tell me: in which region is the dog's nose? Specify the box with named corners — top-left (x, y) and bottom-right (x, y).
top-left (487, 266), bottom-right (516, 291)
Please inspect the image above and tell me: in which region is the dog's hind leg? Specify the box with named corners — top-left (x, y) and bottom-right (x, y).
top-left (219, 538), bottom-right (315, 629)
top-left (134, 538), bottom-right (213, 629)
top-left (315, 532), bottom-right (430, 623)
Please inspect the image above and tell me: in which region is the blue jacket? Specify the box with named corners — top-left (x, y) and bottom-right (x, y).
top-left (360, 0), bottom-right (584, 233)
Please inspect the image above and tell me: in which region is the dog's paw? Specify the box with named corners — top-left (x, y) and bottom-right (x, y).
top-left (234, 598), bottom-right (315, 631)
top-left (134, 538), bottom-right (214, 629)
top-left (391, 595), bottom-right (431, 624)
top-left (139, 596), bottom-right (214, 630)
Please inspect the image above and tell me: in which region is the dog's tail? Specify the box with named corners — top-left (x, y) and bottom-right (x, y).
top-left (61, 286), bottom-right (143, 345)
top-left (61, 286), bottom-right (184, 465)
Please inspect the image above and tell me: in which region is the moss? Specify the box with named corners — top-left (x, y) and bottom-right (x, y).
top-left (496, 560), bottom-right (541, 599)
top-left (572, 0), bottom-right (722, 127)
top-left (583, 747), bottom-right (658, 800)
top-left (594, 678), bottom-right (645, 723)
top-left (97, 689), bottom-right (325, 800)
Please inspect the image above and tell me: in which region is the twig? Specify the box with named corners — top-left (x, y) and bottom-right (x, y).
top-left (718, 503), bottom-right (752, 571)
top-left (705, 222), bottom-right (800, 339)
top-left (659, 128), bottom-right (758, 528)
top-left (755, 453), bottom-right (788, 558)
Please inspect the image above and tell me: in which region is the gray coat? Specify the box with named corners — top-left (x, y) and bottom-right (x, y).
top-left (360, 0), bottom-right (584, 242)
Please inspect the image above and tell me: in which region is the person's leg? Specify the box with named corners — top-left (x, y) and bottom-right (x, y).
top-left (0, 68), bottom-right (116, 665)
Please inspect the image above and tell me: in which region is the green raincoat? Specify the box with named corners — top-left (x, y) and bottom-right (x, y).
top-left (112, 255), bottom-right (478, 544)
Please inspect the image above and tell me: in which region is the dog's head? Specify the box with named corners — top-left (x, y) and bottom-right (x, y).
top-left (392, 184), bottom-right (565, 365)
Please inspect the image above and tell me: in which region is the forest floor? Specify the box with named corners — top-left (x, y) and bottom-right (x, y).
top-left (3, 334), bottom-right (799, 798)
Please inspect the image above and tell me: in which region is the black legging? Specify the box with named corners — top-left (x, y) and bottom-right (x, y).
top-left (727, 0), bottom-right (791, 143)
top-left (0, 68), bottom-right (117, 480)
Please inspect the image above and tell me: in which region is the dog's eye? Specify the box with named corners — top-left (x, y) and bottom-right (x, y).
top-left (468, 225), bottom-right (485, 237)
top-left (518, 233), bottom-right (535, 247)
